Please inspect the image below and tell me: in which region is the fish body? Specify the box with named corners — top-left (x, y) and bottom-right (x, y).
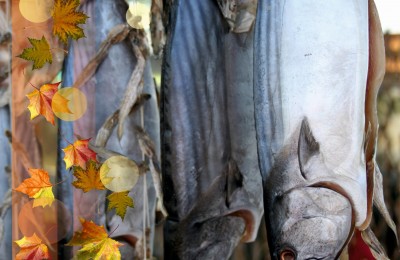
top-left (161, 0), bottom-right (263, 258)
top-left (253, 0), bottom-right (385, 258)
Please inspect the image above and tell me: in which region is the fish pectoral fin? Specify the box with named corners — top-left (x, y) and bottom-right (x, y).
top-left (361, 227), bottom-right (389, 260)
top-left (374, 165), bottom-right (398, 244)
top-left (298, 117), bottom-right (320, 178)
top-left (225, 159), bottom-right (244, 207)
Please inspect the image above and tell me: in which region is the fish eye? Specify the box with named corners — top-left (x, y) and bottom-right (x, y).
top-left (279, 248), bottom-right (296, 260)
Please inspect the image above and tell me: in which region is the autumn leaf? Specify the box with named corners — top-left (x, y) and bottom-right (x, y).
top-left (17, 36), bottom-right (52, 70)
top-left (15, 233), bottom-right (49, 260)
top-left (67, 218), bottom-right (123, 260)
top-left (107, 191), bottom-right (134, 220)
top-left (52, 0), bottom-right (88, 44)
top-left (32, 187), bottom-right (55, 208)
top-left (63, 138), bottom-right (97, 169)
top-left (26, 82), bottom-right (71, 125)
top-left (15, 169), bottom-right (55, 208)
top-left (72, 160), bottom-right (105, 192)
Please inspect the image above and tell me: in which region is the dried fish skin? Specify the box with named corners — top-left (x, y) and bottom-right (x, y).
top-left (161, 0), bottom-right (263, 258)
top-left (254, 0), bottom-right (372, 258)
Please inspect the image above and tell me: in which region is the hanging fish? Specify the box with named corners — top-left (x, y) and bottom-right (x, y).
top-left (254, 0), bottom-right (397, 259)
top-left (161, 0), bottom-right (263, 259)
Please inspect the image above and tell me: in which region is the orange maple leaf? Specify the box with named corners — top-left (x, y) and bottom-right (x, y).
top-left (26, 82), bottom-right (71, 125)
top-left (62, 138), bottom-right (97, 169)
top-left (15, 233), bottom-right (49, 260)
top-left (52, 0), bottom-right (88, 44)
top-left (15, 169), bottom-right (55, 208)
top-left (67, 218), bottom-right (123, 260)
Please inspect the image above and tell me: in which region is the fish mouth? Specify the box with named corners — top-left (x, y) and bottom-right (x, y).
top-left (268, 186), bottom-right (353, 259)
top-left (306, 182), bottom-right (357, 258)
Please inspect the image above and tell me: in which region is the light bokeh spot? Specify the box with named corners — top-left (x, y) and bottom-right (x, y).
top-left (18, 199), bottom-right (71, 244)
top-left (19, 0), bottom-right (54, 23)
top-left (126, 1), bottom-right (150, 30)
top-left (100, 156), bottom-right (140, 192)
top-left (52, 87), bottom-right (87, 121)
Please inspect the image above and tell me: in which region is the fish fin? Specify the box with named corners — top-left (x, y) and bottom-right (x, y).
top-left (374, 165), bottom-right (399, 244)
top-left (298, 117), bottom-right (320, 178)
top-left (361, 227), bottom-right (389, 260)
top-left (225, 159), bottom-right (243, 208)
top-left (363, 121), bottom-right (372, 154)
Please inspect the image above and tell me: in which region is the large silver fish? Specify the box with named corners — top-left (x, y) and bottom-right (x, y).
top-left (254, 0), bottom-right (396, 259)
top-left (161, 0), bottom-right (263, 259)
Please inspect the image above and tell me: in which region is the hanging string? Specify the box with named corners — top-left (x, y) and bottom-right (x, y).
top-left (140, 94), bottom-right (148, 260)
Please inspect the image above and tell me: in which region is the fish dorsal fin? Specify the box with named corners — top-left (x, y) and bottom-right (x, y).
top-left (225, 159), bottom-right (243, 207)
top-left (363, 121), bottom-right (372, 153)
top-left (361, 227), bottom-right (390, 260)
top-left (298, 118), bottom-right (320, 178)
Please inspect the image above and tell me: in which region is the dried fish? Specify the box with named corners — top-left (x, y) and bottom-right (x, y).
top-left (255, 0), bottom-right (395, 258)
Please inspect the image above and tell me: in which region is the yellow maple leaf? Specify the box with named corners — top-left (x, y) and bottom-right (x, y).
top-left (17, 36), bottom-right (52, 70)
top-left (15, 233), bottom-right (49, 260)
top-left (72, 160), bottom-right (105, 192)
top-left (107, 191), bottom-right (134, 220)
top-left (32, 187), bottom-right (55, 208)
top-left (15, 169), bottom-right (55, 208)
top-left (62, 138), bottom-right (97, 169)
top-left (26, 82), bottom-right (71, 125)
top-left (67, 218), bottom-right (123, 260)
top-left (52, 0), bottom-right (88, 44)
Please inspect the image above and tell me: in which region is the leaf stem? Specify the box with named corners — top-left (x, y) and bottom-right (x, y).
top-left (54, 178), bottom-right (67, 186)
top-left (22, 24), bottom-right (49, 30)
top-left (23, 70), bottom-right (40, 90)
top-left (60, 132), bottom-right (73, 146)
top-left (28, 81), bottom-right (39, 90)
top-left (50, 47), bottom-right (69, 54)
top-left (108, 224), bottom-right (119, 237)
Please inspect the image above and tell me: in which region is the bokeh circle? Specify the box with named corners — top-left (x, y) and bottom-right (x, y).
top-left (19, 0), bottom-right (54, 23)
top-left (18, 199), bottom-right (71, 244)
top-left (100, 156), bottom-right (140, 192)
top-left (52, 87), bottom-right (87, 121)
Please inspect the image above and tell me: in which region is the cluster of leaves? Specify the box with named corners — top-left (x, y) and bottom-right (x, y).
top-left (14, 1), bottom-right (131, 259)
top-left (17, 0), bottom-right (88, 70)
top-left (15, 135), bottom-right (135, 259)
top-left (15, 219), bottom-right (124, 260)
top-left (64, 140), bottom-right (135, 220)
top-left (14, 0), bottom-right (148, 259)
top-left (67, 218), bottom-right (123, 259)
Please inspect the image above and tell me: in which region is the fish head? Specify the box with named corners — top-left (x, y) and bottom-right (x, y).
top-left (265, 118), bottom-right (354, 259)
top-left (267, 187), bottom-right (353, 259)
